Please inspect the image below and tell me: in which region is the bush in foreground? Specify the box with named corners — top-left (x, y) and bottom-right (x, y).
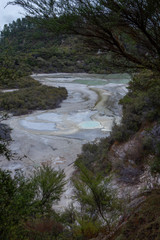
top-left (0, 165), bottom-right (66, 239)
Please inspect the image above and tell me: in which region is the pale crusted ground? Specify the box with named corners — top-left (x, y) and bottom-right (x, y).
top-left (0, 73), bottom-right (129, 209)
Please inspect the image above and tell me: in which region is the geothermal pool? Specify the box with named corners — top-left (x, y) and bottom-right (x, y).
top-left (1, 73), bottom-right (130, 175)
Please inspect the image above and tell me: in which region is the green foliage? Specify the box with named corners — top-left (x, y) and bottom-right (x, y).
top-left (0, 40), bottom-right (68, 117)
top-left (73, 163), bottom-right (121, 230)
top-left (73, 218), bottom-right (101, 240)
top-left (0, 166), bottom-right (66, 239)
top-left (25, 217), bottom-right (64, 240)
top-left (110, 71), bottom-right (160, 142)
top-left (32, 165), bottom-right (66, 213)
top-left (0, 75), bottom-right (40, 89)
top-left (75, 138), bottom-right (112, 173)
top-left (0, 169), bottom-right (35, 239)
top-left (0, 114), bottom-right (12, 159)
top-left (0, 85), bottom-right (68, 115)
top-left (0, 17), bottom-right (129, 74)
top-left (0, 46), bottom-right (31, 89)
top-left (150, 157), bottom-right (160, 175)
top-left (8, 0), bottom-right (160, 71)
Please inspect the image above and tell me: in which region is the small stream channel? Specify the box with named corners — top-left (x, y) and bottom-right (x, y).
top-left (0, 73), bottom-right (130, 208)
top-left (1, 73), bottom-right (130, 169)
top-left (0, 73), bottom-right (130, 209)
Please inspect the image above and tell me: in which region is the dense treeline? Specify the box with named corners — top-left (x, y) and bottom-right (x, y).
top-left (1, 17), bottom-right (58, 52)
top-left (0, 17), bottom-right (130, 74)
top-left (0, 54), bottom-right (68, 116)
top-left (0, 18), bottom-right (70, 115)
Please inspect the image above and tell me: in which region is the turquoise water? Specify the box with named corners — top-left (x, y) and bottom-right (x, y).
top-left (79, 121), bottom-right (101, 129)
top-left (73, 79), bottom-right (107, 85)
top-left (108, 79), bottom-right (130, 84)
top-left (73, 73), bottom-right (131, 86)
top-left (73, 78), bottom-right (130, 85)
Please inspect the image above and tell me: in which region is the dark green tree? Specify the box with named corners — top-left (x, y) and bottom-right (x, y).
top-left (73, 163), bottom-right (121, 231)
top-left (0, 169), bottom-right (35, 239)
top-left (0, 114), bottom-right (11, 159)
top-left (0, 165), bottom-right (66, 239)
top-left (32, 164), bottom-right (66, 214)
top-left (7, 0), bottom-right (160, 71)
top-left (0, 51), bottom-right (19, 88)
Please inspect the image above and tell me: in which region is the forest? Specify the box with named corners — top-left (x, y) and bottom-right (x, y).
top-left (0, 17), bottom-right (124, 74)
top-left (1, 0), bottom-right (160, 239)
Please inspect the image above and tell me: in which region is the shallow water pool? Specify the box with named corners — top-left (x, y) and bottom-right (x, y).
top-left (79, 121), bottom-right (101, 129)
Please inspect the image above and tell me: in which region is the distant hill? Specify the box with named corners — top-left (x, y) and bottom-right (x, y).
top-left (0, 17), bottom-right (130, 74)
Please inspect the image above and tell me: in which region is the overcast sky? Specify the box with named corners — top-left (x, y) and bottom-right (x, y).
top-left (0, 0), bottom-right (25, 30)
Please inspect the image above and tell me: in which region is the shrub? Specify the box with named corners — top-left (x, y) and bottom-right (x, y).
top-left (73, 163), bottom-right (122, 231)
top-left (75, 138), bottom-right (112, 173)
top-left (73, 219), bottom-right (101, 240)
top-left (25, 218), bottom-right (64, 240)
top-left (32, 165), bottom-right (66, 213)
top-left (0, 166), bottom-right (66, 239)
top-left (111, 71), bottom-right (160, 143)
top-left (0, 85), bottom-right (68, 115)
top-left (0, 76), bottom-right (40, 89)
top-left (150, 157), bottom-right (160, 175)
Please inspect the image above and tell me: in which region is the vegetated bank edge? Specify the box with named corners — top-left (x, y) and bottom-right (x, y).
top-left (0, 75), bottom-right (68, 116)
